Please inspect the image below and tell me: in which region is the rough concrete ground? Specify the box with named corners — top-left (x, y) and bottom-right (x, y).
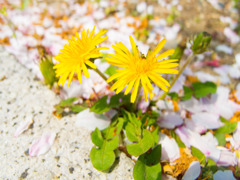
top-left (0, 47), bottom-right (134, 179)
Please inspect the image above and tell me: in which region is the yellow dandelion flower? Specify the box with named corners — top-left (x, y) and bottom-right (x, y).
top-left (106, 36), bottom-right (179, 103)
top-left (54, 26), bottom-right (108, 86)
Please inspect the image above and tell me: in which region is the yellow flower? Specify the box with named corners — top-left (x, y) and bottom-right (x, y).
top-left (106, 36), bottom-right (179, 103)
top-left (54, 26), bottom-right (108, 86)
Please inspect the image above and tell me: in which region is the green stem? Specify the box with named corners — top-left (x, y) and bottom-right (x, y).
top-left (93, 68), bottom-right (112, 85)
top-left (159, 53), bottom-right (195, 100)
top-left (133, 84), bottom-right (142, 112)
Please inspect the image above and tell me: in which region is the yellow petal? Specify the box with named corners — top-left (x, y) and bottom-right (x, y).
top-left (156, 49), bottom-right (175, 60)
top-left (131, 78), bottom-right (140, 103)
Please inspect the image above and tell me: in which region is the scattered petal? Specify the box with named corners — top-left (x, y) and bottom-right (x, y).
top-left (29, 132), bottom-right (56, 157)
top-left (159, 133), bottom-right (180, 162)
top-left (182, 161), bottom-right (201, 180)
top-left (213, 170), bottom-right (236, 180)
top-left (14, 117), bottom-right (33, 137)
top-left (75, 109), bottom-right (110, 131)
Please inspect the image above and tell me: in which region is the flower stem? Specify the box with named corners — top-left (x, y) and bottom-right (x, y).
top-left (133, 84), bottom-right (142, 112)
top-left (93, 68), bottom-right (113, 86)
top-left (159, 53), bottom-right (195, 100)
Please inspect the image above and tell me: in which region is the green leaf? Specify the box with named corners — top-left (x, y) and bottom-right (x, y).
top-left (90, 147), bottom-right (115, 171)
top-left (102, 118), bottom-right (123, 140)
top-left (59, 97), bottom-right (78, 107)
top-left (152, 127), bottom-right (160, 145)
top-left (192, 81), bottom-right (217, 98)
top-left (105, 65), bottom-right (117, 76)
top-left (220, 116), bottom-right (230, 124)
top-left (133, 145), bottom-right (162, 180)
top-left (182, 86), bottom-right (193, 100)
top-left (170, 130), bottom-right (186, 148)
top-left (168, 92), bottom-right (179, 101)
top-left (127, 129), bottom-right (155, 156)
top-left (90, 96), bottom-right (110, 114)
top-left (39, 57), bottom-right (58, 87)
top-left (215, 122), bottom-right (238, 134)
top-left (214, 133), bottom-right (226, 146)
top-left (105, 136), bottom-right (119, 151)
top-left (191, 146), bottom-right (206, 165)
top-left (109, 93), bottom-right (124, 108)
top-left (91, 128), bottom-right (104, 147)
top-left (125, 123), bottom-right (141, 142)
top-left (169, 45), bottom-right (184, 61)
top-left (71, 104), bottom-right (87, 113)
top-left (122, 110), bottom-right (142, 128)
top-left (191, 32), bottom-right (212, 54)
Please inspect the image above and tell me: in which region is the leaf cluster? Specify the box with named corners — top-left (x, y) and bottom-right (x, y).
top-left (54, 97), bottom-right (87, 117)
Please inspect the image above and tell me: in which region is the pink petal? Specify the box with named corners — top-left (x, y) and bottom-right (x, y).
top-left (29, 132), bottom-right (56, 157)
top-left (176, 127), bottom-right (220, 161)
top-left (182, 161), bottom-right (201, 180)
top-left (14, 117), bottom-right (33, 137)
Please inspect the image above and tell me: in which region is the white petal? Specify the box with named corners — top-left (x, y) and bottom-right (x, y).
top-left (14, 116), bottom-right (33, 137)
top-left (217, 150), bottom-right (237, 166)
top-left (159, 133), bottom-right (180, 162)
top-left (157, 112), bottom-right (183, 129)
top-left (29, 132), bottom-right (56, 157)
top-left (216, 44), bottom-right (233, 54)
top-left (175, 127), bottom-right (221, 161)
top-left (213, 170), bottom-right (236, 180)
top-left (182, 161), bottom-right (201, 180)
top-left (75, 109), bottom-right (110, 131)
top-left (191, 112), bottom-right (222, 130)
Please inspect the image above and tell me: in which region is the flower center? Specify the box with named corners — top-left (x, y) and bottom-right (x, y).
top-left (134, 58), bottom-right (151, 75)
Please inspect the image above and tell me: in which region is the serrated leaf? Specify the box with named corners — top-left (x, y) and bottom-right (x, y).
top-left (90, 96), bottom-right (110, 114)
top-left (91, 128), bottom-right (104, 147)
top-left (182, 86), bottom-right (193, 100)
top-left (127, 129), bottom-right (155, 156)
top-left (191, 146), bottom-right (206, 165)
top-left (105, 65), bottom-right (117, 76)
top-left (192, 81), bottom-right (217, 98)
top-left (215, 122), bottom-right (238, 134)
top-left (90, 147), bottom-right (115, 171)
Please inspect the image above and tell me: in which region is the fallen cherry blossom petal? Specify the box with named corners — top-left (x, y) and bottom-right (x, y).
top-left (75, 109), bottom-right (110, 131)
top-left (182, 161), bottom-right (201, 180)
top-left (175, 127), bottom-right (220, 161)
top-left (14, 117), bottom-right (33, 137)
top-left (213, 170), bottom-right (236, 180)
top-left (217, 149), bottom-right (237, 166)
top-left (216, 44), bottom-right (233, 54)
top-left (191, 112), bottom-right (222, 130)
top-left (159, 133), bottom-right (180, 162)
top-left (157, 112), bottom-right (183, 129)
top-left (29, 132), bottom-right (56, 157)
